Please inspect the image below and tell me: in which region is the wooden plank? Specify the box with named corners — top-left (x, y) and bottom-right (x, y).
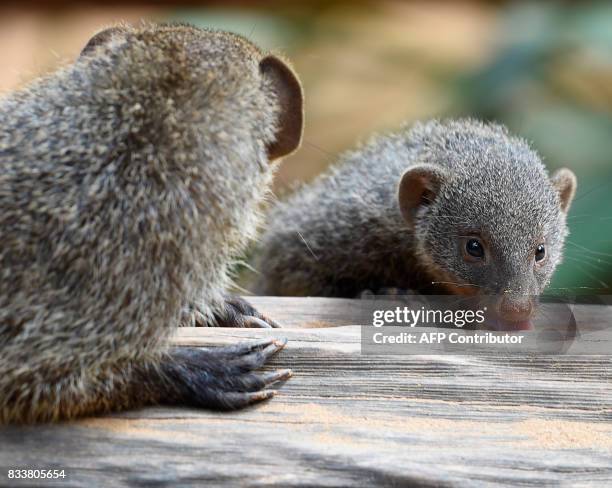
top-left (0, 297), bottom-right (611, 487)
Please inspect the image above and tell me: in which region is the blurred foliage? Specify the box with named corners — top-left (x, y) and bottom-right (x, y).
top-left (453, 2), bottom-right (612, 294)
top-left (1, 1), bottom-right (610, 294)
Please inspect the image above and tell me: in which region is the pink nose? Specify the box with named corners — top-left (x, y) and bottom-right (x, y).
top-left (498, 296), bottom-right (533, 322)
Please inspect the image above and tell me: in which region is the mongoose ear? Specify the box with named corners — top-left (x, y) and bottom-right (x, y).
top-left (551, 168), bottom-right (577, 214)
top-left (259, 55), bottom-right (304, 160)
top-left (80, 27), bottom-right (125, 56)
top-left (398, 164), bottom-right (448, 227)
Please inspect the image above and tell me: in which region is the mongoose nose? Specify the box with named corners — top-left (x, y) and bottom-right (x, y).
top-left (497, 296), bottom-right (534, 322)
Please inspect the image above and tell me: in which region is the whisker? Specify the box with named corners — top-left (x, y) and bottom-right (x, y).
top-left (296, 230), bottom-right (319, 261)
top-left (303, 139), bottom-right (337, 159)
top-left (247, 23), bottom-right (257, 41)
top-left (431, 281), bottom-right (484, 288)
top-left (545, 286), bottom-right (603, 291)
top-left (572, 176), bottom-right (612, 203)
top-left (567, 240), bottom-right (612, 258)
top-left (565, 251), bottom-right (612, 267)
top-left (269, 168), bottom-right (320, 261)
top-left (564, 258), bottom-right (610, 288)
top-left (566, 215), bottom-right (612, 221)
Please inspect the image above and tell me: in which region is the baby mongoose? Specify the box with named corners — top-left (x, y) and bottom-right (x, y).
top-left (254, 119), bottom-right (577, 330)
top-left (0, 22), bottom-right (303, 423)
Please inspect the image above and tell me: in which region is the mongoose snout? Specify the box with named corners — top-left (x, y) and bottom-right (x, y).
top-left (254, 119), bottom-right (576, 332)
top-left (494, 295), bottom-right (535, 330)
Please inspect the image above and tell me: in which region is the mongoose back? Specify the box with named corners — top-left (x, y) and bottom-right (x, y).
top-left (254, 119), bottom-right (576, 330)
top-left (0, 22), bottom-right (303, 423)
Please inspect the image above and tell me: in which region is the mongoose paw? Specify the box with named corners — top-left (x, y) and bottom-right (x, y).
top-left (164, 338), bottom-right (291, 410)
top-left (213, 295), bottom-right (281, 328)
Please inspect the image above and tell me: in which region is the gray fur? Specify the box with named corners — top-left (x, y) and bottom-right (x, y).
top-left (254, 119), bottom-right (575, 302)
top-left (0, 22), bottom-right (298, 423)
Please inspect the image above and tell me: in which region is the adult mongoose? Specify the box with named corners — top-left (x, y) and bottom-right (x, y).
top-left (0, 22), bottom-right (303, 423)
top-left (254, 119), bottom-right (576, 330)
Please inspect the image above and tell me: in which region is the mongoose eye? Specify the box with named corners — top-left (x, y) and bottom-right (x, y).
top-left (535, 244), bottom-right (546, 262)
top-left (465, 239), bottom-right (484, 259)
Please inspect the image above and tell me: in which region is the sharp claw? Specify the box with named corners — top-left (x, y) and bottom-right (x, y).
top-left (229, 338), bottom-right (288, 371)
top-left (259, 339), bottom-right (288, 360)
top-left (221, 338), bottom-right (289, 374)
top-left (213, 389), bottom-right (277, 410)
top-left (262, 369), bottom-right (293, 386)
top-left (237, 338), bottom-right (276, 352)
top-left (243, 316), bottom-right (272, 328)
top-left (249, 337), bottom-right (287, 351)
top-left (249, 389), bottom-right (276, 402)
top-left (264, 317), bottom-right (282, 328)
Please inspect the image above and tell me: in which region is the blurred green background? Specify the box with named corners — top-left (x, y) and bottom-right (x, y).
top-left (1, 1), bottom-right (611, 295)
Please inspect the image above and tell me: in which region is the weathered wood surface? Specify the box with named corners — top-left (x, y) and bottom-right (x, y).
top-left (0, 297), bottom-right (611, 487)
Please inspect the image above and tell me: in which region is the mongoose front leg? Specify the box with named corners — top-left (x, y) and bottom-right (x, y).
top-left (184, 295), bottom-right (281, 328)
top-left (4, 338), bottom-right (290, 423)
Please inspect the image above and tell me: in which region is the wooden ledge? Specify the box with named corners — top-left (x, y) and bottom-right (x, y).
top-left (0, 297), bottom-right (611, 487)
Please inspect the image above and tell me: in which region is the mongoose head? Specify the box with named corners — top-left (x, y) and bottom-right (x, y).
top-left (75, 22), bottom-right (303, 272)
top-left (79, 22), bottom-right (304, 163)
top-left (398, 120), bottom-right (576, 330)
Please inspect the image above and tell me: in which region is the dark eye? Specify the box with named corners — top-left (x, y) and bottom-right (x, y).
top-left (466, 239), bottom-right (484, 259)
top-left (535, 244), bottom-right (546, 262)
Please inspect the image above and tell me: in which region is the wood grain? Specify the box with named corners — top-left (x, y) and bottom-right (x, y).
top-left (0, 297), bottom-right (610, 487)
